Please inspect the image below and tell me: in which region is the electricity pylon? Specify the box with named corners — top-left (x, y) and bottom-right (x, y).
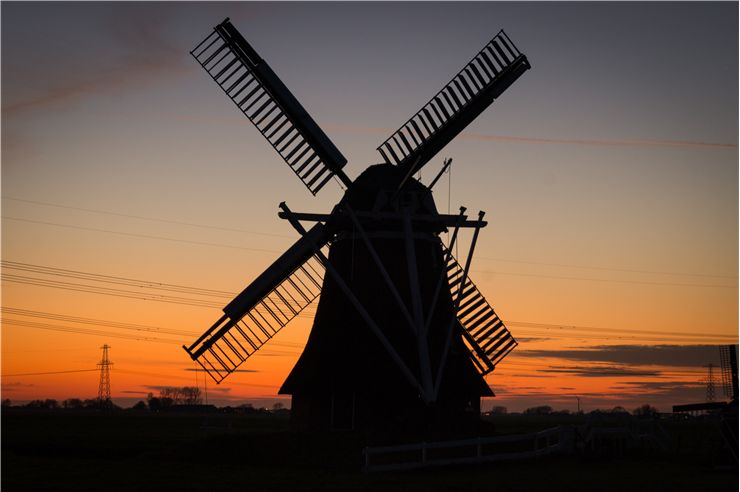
top-left (97, 344), bottom-right (113, 406)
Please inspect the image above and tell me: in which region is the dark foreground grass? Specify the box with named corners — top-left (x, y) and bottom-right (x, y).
top-left (2, 411), bottom-right (737, 491)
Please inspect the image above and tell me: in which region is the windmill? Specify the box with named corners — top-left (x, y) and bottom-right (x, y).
top-left (183, 18), bottom-right (530, 433)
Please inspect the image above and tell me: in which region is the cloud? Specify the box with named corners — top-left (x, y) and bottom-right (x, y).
top-left (515, 337), bottom-right (552, 343)
top-left (1, 381), bottom-right (36, 391)
top-left (515, 344), bottom-right (724, 368)
top-left (321, 123), bottom-right (737, 151)
top-left (537, 365), bottom-right (661, 378)
top-left (2, 8), bottom-right (190, 116)
top-left (460, 132), bottom-right (737, 150)
top-left (501, 373), bottom-right (556, 378)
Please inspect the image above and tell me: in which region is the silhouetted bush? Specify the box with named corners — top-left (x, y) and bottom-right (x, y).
top-left (523, 405), bottom-right (552, 415)
top-left (633, 404), bottom-right (659, 418)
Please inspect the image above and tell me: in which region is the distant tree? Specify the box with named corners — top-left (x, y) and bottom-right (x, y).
top-left (159, 387), bottom-right (181, 404)
top-left (146, 392), bottom-right (172, 411)
top-left (611, 406), bottom-right (629, 414)
top-left (632, 404), bottom-right (659, 418)
top-left (63, 398), bottom-right (84, 409)
top-left (237, 403), bottom-right (256, 414)
top-left (181, 387), bottom-right (202, 405)
top-left (490, 406), bottom-right (508, 415)
top-left (524, 405), bottom-right (553, 415)
top-left (272, 402), bottom-right (284, 411)
top-left (25, 399), bottom-right (59, 409)
top-left (83, 399), bottom-right (100, 409)
top-left (1, 398), bottom-right (11, 408)
top-left (132, 401), bottom-right (148, 411)
top-left (156, 387), bottom-right (201, 406)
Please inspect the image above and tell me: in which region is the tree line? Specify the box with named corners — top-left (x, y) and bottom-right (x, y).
top-left (2, 386), bottom-right (204, 411)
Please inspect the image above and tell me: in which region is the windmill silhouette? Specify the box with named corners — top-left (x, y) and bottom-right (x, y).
top-left (184, 18), bottom-right (530, 433)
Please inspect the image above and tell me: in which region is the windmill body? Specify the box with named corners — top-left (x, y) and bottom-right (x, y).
top-left (184, 18), bottom-right (530, 435)
top-left (280, 164), bottom-right (492, 433)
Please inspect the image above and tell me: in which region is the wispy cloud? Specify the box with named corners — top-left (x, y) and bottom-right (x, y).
top-left (321, 123), bottom-right (737, 150)
top-left (1, 381), bottom-right (36, 391)
top-left (143, 384), bottom-right (232, 394)
top-left (538, 365), bottom-right (661, 378)
top-left (515, 344), bottom-right (723, 367)
top-left (3, 13), bottom-right (190, 116)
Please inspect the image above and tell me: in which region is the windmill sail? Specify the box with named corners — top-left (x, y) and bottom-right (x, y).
top-left (191, 19), bottom-right (350, 195)
top-left (377, 31), bottom-right (530, 178)
top-left (183, 223), bottom-right (332, 383)
top-left (443, 245), bottom-right (517, 375)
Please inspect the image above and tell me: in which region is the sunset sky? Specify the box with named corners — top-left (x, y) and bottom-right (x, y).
top-left (2, 2), bottom-right (737, 412)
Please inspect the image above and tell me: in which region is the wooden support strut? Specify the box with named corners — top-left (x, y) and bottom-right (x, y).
top-left (278, 210), bottom-right (485, 229)
top-left (279, 202), bottom-right (428, 401)
top-left (422, 207), bottom-right (467, 337)
top-left (402, 205), bottom-right (434, 400)
top-left (344, 205), bottom-right (418, 337)
top-left (432, 210), bottom-right (486, 401)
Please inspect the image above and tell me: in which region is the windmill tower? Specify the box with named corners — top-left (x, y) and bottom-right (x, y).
top-left (184, 18), bottom-right (530, 434)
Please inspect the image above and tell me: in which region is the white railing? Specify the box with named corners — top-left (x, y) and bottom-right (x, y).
top-left (363, 426), bottom-right (575, 472)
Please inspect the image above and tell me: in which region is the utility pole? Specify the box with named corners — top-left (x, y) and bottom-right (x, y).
top-left (97, 344), bottom-right (113, 407)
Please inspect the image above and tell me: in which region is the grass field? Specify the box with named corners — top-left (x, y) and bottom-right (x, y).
top-left (2, 410), bottom-right (737, 491)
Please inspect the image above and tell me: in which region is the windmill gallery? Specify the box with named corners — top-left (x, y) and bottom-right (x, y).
top-left (183, 18), bottom-right (530, 436)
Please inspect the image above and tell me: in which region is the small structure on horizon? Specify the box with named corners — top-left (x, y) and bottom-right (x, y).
top-left (183, 18), bottom-right (530, 436)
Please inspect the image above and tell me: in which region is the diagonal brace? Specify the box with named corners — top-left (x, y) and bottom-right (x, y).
top-left (432, 210), bottom-right (486, 401)
top-left (344, 205), bottom-right (418, 337)
top-left (279, 202), bottom-right (428, 401)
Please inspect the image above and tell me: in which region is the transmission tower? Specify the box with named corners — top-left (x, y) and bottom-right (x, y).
top-left (97, 344), bottom-right (113, 405)
top-left (703, 363), bottom-right (716, 402)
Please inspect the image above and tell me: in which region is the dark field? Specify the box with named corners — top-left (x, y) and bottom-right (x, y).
top-left (2, 410), bottom-right (737, 491)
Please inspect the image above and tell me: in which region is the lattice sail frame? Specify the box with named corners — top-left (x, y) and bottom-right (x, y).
top-left (191, 19), bottom-right (348, 195)
top-left (377, 30), bottom-right (530, 177)
top-left (443, 245), bottom-right (517, 375)
top-left (187, 253), bottom-right (326, 384)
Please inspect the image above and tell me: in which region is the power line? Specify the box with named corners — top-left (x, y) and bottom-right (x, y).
top-left (1, 261), bottom-right (318, 316)
top-left (1, 307), bottom-right (310, 350)
top-left (2, 196), bottom-right (294, 239)
top-left (505, 320), bottom-right (736, 341)
top-left (2, 216), bottom-right (283, 254)
top-left (508, 327), bottom-right (737, 344)
top-left (1, 319), bottom-right (182, 344)
top-left (4, 204), bottom-right (734, 285)
top-left (1, 262), bottom-right (733, 344)
top-left (476, 269), bottom-right (737, 289)
top-left (2, 274), bottom-right (225, 308)
top-left (2, 261), bottom-right (236, 298)
top-left (1, 369), bottom-right (98, 377)
top-left (477, 256), bottom-right (738, 280)
top-left (2, 307), bottom-right (200, 337)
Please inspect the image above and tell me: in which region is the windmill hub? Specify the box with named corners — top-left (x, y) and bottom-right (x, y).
top-left (184, 18), bottom-right (530, 436)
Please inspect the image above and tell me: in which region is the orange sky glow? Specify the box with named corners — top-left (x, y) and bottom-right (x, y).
top-left (2, 2), bottom-right (737, 412)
